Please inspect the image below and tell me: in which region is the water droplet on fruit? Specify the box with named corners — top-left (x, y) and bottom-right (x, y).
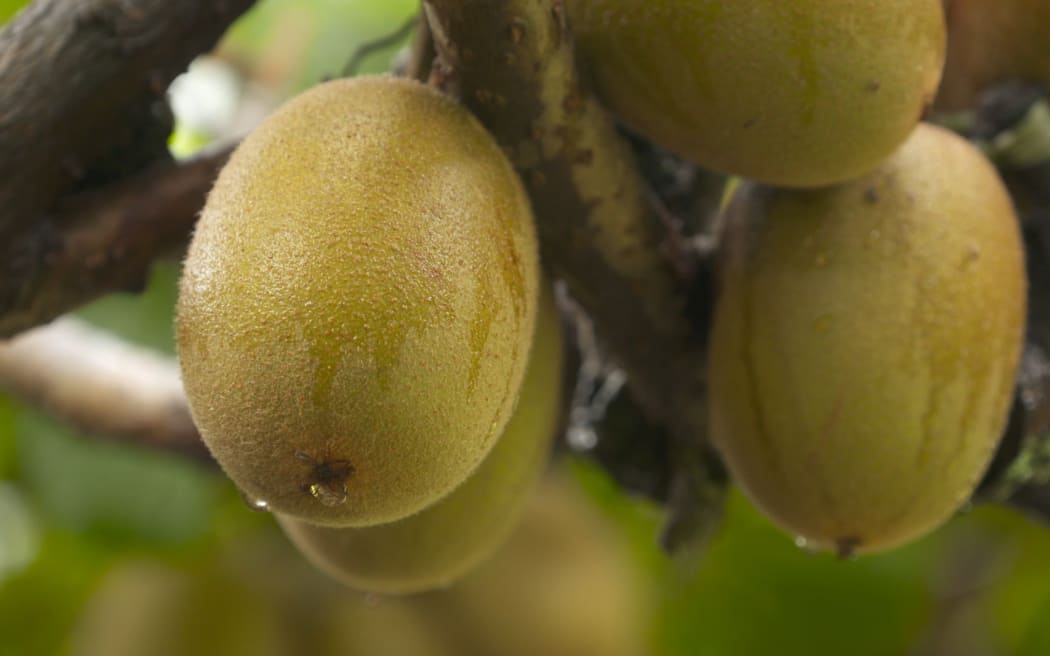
top-left (793, 536), bottom-right (820, 555)
top-left (241, 490), bottom-right (270, 512)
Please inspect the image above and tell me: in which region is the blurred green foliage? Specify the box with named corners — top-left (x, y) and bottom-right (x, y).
top-left (572, 456), bottom-right (1050, 656)
top-left (0, 0), bottom-right (28, 24)
top-left (0, 397), bottom-right (16, 480)
top-left (221, 0), bottom-right (420, 94)
top-left (4, 1), bottom-right (1050, 654)
top-left (0, 531), bottom-right (109, 656)
top-left (0, 261), bottom-right (222, 654)
top-left (17, 410), bottom-right (219, 545)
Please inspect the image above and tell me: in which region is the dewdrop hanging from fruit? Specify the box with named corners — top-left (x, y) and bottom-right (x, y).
top-left (176, 76), bottom-right (539, 528)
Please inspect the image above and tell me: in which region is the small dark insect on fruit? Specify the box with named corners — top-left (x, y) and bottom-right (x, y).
top-left (295, 450), bottom-right (354, 507)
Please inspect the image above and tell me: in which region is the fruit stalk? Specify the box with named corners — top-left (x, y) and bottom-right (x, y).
top-left (423, 0), bottom-right (727, 549)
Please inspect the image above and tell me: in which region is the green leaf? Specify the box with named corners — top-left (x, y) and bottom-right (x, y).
top-left (0, 395), bottom-right (18, 480)
top-left (0, 483), bottom-right (37, 583)
top-left (17, 410), bottom-right (221, 547)
top-left (0, 0), bottom-right (29, 25)
top-left (657, 491), bottom-right (936, 656)
top-left (974, 506), bottom-right (1050, 654)
top-left (0, 530), bottom-right (112, 656)
top-left (569, 457), bottom-right (939, 656)
top-left (76, 261), bottom-right (180, 354)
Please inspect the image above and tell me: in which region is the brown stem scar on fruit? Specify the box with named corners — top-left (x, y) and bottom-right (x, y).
top-left (295, 450), bottom-right (353, 507)
top-left (836, 536), bottom-right (862, 560)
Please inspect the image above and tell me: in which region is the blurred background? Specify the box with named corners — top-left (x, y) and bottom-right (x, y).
top-left (2, 1), bottom-right (1050, 654)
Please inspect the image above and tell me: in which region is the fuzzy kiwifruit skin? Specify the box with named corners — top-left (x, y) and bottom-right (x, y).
top-left (568, 0), bottom-right (946, 187)
top-left (937, 0), bottom-right (1050, 111)
top-left (276, 286), bottom-right (563, 594)
top-left (709, 124), bottom-right (1026, 554)
top-left (177, 76), bottom-right (538, 527)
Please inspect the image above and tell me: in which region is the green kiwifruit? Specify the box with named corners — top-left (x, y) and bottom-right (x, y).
top-left (276, 285), bottom-right (563, 594)
top-left (68, 560), bottom-right (294, 656)
top-left (177, 76), bottom-right (539, 527)
top-left (320, 596), bottom-right (457, 656)
top-left (709, 123), bottom-right (1026, 554)
top-left (440, 471), bottom-right (651, 656)
top-left (568, 0), bottom-right (946, 187)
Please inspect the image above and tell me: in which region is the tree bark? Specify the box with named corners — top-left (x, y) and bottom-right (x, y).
top-left (423, 0), bottom-right (726, 551)
top-left (0, 317), bottom-right (211, 461)
top-left (0, 147), bottom-right (231, 336)
top-left (0, 0), bottom-right (254, 331)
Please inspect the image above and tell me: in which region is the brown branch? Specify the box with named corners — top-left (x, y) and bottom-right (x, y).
top-left (422, 0), bottom-right (726, 551)
top-left (0, 0), bottom-right (254, 329)
top-left (397, 12), bottom-right (435, 82)
top-left (0, 318), bottom-right (211, 461)
top-left (423, 0), bottom-right (694, 421)
top-left (0, 146), bottom-right (232, 337)
top-left (976, 221), bottom-right (1050, 519)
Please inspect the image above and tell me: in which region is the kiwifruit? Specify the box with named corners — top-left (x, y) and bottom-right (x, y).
top-left (177, 76), bottom-right (539, 527)
top-left (276, 285), bottom-right (563, 594)
top-left (568, 0), bottom-right (946, 187)
top-left (708, 123), bottom-right (1026, 554)
top-left (439, 470), bottom-right (651, 656)
top-left (937, 0), bottom-right (1050, 111)
top-left (320, 595), bottom-right (457, 656)
top-left (67, 560), bottom-right (294, 656)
